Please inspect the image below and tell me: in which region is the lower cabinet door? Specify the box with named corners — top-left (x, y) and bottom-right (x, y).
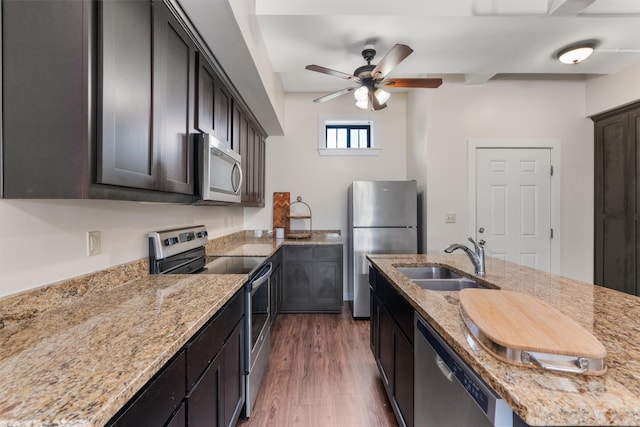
top-left (223, 320), bottom-right (245, 427)
top-left (187, 351), bottom-right (223, 427)
top-left (394, 328), bottom-right (414, 427)
top-left (166, 402), bottom-right (186, 427)
top-left (377, 302), bottom-right (394, 394)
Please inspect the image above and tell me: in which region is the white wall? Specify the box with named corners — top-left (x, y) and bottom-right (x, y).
top-left (0, 200), bottom-right (244, 297)
top-left (407, 77), bottom-right (594, 282)
top-left (585, 62), bottom-right (640, 117)
top-left (244, 92), bottom-right (409, 234)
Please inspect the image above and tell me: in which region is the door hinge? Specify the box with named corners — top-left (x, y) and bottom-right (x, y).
top-left (550, 165), bottom-right (554, 176)
top-left (550, 228), bottom-right (554, 239)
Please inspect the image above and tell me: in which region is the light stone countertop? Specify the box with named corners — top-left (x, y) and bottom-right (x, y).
top-left (206, 230), bottom-right (343, 257)
top-left (367, 253), bottom-right (640, 426)
top-left (0, 230), bottom-right (342, 426)
top-left (0, 273), bottom-right (248, 426)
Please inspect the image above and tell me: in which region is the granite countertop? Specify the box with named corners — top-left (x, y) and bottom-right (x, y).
top-left (0, 229), bottom-right (342, 426)
top-left (206, 229), bottom-right (343, 257)
top-left (367, 253), bottom-right (640, 426)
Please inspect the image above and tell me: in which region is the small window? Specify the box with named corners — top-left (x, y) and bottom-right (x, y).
top-left (325, 124), bottom-right (371, 149)
top-left (318, 117), bottom-right (379, 156)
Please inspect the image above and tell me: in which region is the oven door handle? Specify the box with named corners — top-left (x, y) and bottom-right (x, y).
top-left (250, 262), bottom-right (272, 291)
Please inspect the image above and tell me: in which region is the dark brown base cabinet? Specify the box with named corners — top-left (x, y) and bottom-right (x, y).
top-left (593, 101), bottom-right (640, 296)
top-left (280, 245), bottom-right (343, 313)
top-left (369, 266), bottom-right (414, 427)
top-left (1, 0), bottom-right (266, 205)
top-left (108, 289), bottom-right (245, 427)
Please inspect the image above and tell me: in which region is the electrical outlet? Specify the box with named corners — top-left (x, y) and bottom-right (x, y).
top-left (87, 231), bottom-right (101, 256)
top-left (445, 213), bottom-right (456, 224)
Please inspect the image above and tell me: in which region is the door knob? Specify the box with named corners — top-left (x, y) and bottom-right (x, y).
top-left (478, 227), bottom-right (485, 233)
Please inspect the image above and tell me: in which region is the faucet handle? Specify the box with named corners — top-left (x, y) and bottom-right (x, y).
top-left (467, 236), bottom-right (478, 247)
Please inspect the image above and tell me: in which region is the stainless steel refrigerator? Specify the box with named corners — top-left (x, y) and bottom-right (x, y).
top-left (348, 180), bottom-right (418, 318)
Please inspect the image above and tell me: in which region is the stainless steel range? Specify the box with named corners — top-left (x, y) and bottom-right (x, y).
top-left (148, 225), bottom-right (272, 419)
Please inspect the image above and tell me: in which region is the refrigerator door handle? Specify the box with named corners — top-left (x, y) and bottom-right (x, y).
top-left (361, 252), bottom-right (369, 275)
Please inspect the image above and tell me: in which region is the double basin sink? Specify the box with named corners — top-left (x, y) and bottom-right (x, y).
top-left (396, 266), bottom-right (486, 291)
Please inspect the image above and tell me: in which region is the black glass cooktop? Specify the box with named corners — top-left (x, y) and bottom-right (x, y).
top-left (203, 256), bottom-right (267, 275)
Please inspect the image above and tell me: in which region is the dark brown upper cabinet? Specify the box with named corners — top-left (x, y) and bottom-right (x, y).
top-left (195, 54), bottom-right (232, 148)
top-left (98, 0), bottom-right (195, 195)
top-left (1, 0), bottom-right (265, 205)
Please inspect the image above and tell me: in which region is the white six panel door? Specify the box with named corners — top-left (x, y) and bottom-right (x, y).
top-left (476, 148), bottom-right (552, 272)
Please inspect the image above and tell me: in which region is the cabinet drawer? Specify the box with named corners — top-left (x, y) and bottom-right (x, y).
top-left (185, 312), bottom-right (225, 388)
top-left (224, 289), bottom-right (244, 333)
top-left (109, 350), bottom-right (185, 426)
top-left (284, 246), bottom-right (313, 261)
top-left (313, 245), bottom-right (342, 261)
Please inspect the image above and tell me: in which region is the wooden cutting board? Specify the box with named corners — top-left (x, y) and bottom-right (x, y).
top-left (459, 289), bottom-right (606, 375)
top-left (272, 192), bottom-right (290, 235)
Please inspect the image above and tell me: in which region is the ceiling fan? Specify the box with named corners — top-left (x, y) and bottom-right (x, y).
top-left (305, 44), bottom-right (442, 111)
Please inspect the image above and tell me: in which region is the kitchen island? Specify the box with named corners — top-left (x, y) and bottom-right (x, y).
top-left (368, 253), bottom-right (640, 426)
top-left (0, 230), bottom-right (342, 426)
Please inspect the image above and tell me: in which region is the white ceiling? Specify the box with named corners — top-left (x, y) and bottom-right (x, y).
top-left (254, 0), bottom-right (640, 93)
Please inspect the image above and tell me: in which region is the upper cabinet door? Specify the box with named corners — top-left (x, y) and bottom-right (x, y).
top-left (98, 0), bottom-right (195, 195)
top-left (216, 84), bottom-right (232, 147)
top-left (195, 54), bottom-right (216, 136)
top-left (98, 0), bottom-right (156, 190)
top-left (195, 54), bottom-right (232, 148)
top-left (154, 2), bottom-right (196, 195)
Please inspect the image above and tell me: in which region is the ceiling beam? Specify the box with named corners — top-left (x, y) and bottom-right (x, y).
top-left (548, 0), bottom-right (595, 16)
top-left (464, 73), bottom-right (496, 85)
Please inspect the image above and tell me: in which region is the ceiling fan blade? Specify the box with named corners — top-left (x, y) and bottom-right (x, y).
top-left (383, 78), bottom-right (443, 88)
top-left (371, 44), bottom-right (414, 80)
top-left (313, 87), bottom-right (357, 103)
top-left (305, 64), bottom-right (360, 82)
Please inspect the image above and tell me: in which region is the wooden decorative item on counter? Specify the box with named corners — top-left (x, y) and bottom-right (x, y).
top-left (273, 192), bottom-right (290, 236)
top-left (459, 289), bottom-right (607, 375)
top-left (287, 196), bottom-right (312, 239)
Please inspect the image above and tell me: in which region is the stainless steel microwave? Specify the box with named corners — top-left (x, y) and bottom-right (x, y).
top-left (195, 133), bottom-right (243, 204)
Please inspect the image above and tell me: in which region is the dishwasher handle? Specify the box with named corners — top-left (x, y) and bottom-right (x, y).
top-left (435, 355), bottom-right (455, 382)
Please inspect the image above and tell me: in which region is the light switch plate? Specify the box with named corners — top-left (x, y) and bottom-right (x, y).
top-left (445, 213), bottom-right (456, 224)
top-left (87, 231), bottom-right (101, 256)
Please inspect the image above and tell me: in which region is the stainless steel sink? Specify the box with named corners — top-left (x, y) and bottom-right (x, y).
top-left (396, 266), bottom-right (463, 279)
top-left (412, 278), bottom-right (485, 291)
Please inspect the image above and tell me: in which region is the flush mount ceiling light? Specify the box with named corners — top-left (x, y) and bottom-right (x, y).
top-left (557, 42), bottom-right (596, 64)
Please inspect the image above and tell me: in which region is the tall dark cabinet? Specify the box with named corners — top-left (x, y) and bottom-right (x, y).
top-left (593, 101), bottom-right (640, 296)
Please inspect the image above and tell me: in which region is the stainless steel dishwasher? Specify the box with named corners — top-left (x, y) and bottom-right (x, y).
top-left (414, 313), bottom-right (528, 427)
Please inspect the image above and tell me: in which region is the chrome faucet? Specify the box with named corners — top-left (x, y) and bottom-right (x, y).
top-left (445, 237), bottom-right (486, 276)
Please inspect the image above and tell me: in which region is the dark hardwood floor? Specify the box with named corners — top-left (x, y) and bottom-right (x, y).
top-left (238, 304), bottom-right (399, 427)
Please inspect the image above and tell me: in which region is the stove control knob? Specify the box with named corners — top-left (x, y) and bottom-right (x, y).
top-left (197, 231), bottom-right (208, 239)
top-left (163, 238), bottom-right (173, 246)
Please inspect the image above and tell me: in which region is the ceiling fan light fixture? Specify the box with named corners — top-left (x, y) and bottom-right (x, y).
top-left (374, 88), bottom-right (390, 104)
top-left (354, 86), bottom-right (369, 101)
top-left (557, 43), bottom-right (595, 64)
top-left (355, 99), bottom-right (369, 110)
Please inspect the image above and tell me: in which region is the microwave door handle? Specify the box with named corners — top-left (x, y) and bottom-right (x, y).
top-left (232, 161), bottom-right (243, 194)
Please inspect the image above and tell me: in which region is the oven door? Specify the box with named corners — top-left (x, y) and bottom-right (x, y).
top-left (244, 262), bottom-right (272, 417)
top-left (247, 262), bottom-right (272, 362)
